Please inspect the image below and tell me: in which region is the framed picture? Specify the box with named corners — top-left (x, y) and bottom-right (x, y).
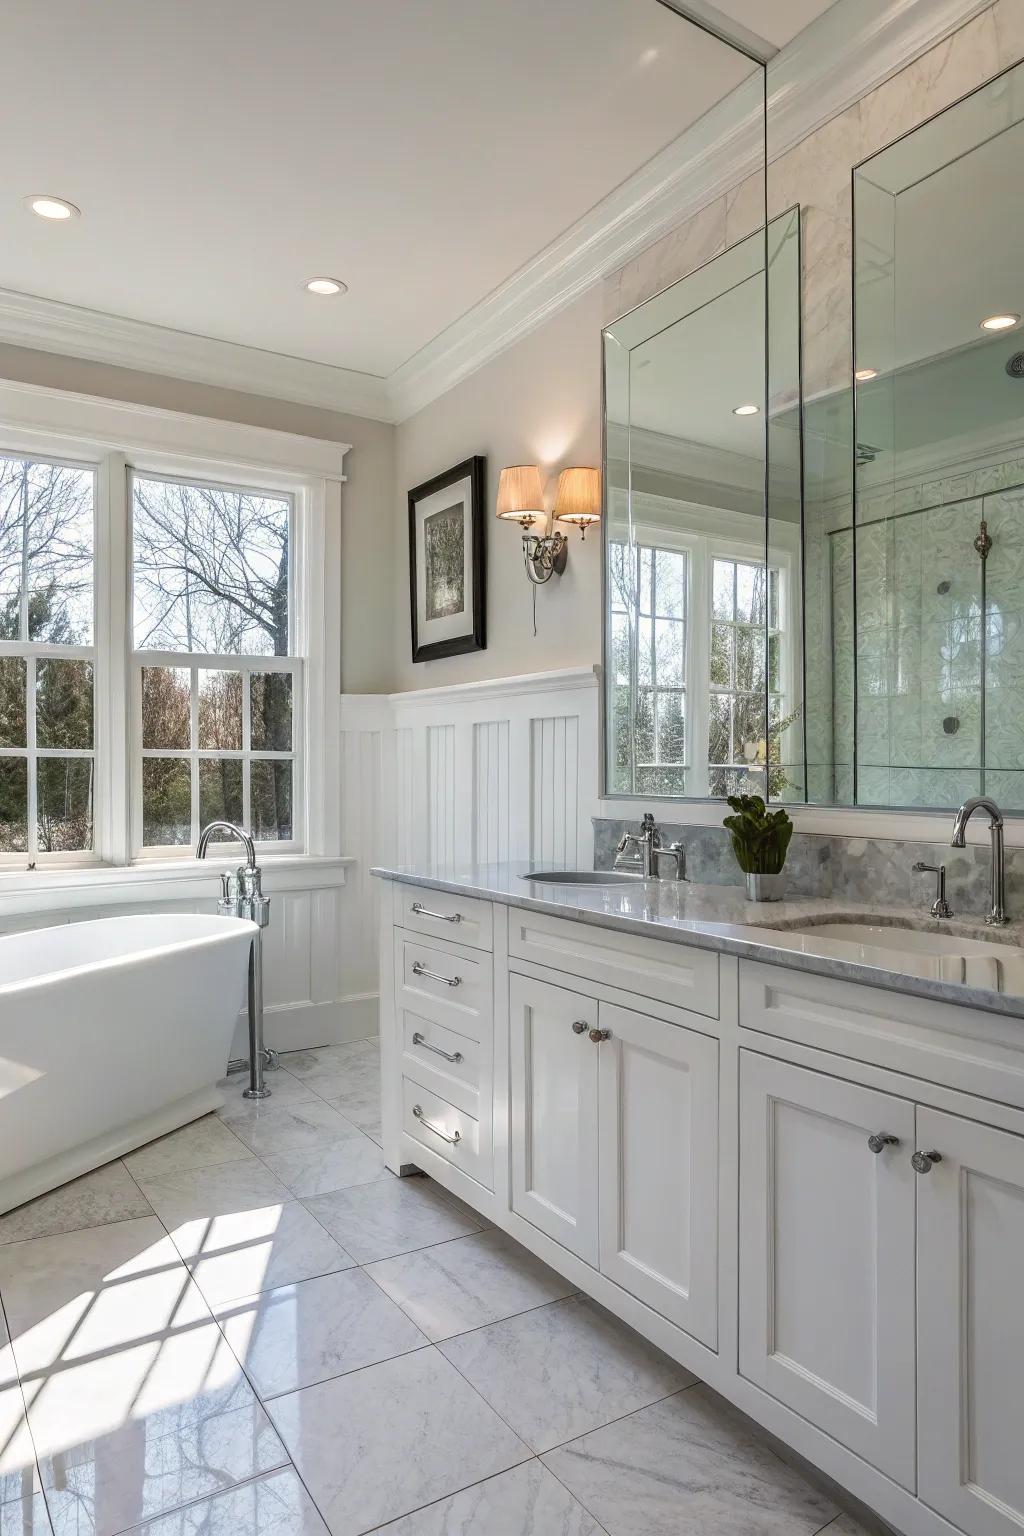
top-left (408, 456), bottom-right (486, 662)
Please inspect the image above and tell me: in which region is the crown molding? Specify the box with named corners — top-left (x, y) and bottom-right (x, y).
top-left (0, 0), bottom-right (991, 428)
top-left (0, 288), bottom-right (392, 423)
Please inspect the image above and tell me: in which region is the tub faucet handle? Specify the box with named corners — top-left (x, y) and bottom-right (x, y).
top-left (217, 872), bottom-right (241, 918)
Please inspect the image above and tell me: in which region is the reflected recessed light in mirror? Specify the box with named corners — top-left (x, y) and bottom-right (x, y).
top-left (732, 403), bottom-right (760, 416)
top-left (980, 313), bottom-right (1020, 331)
top-left (305, 276), bottom-right (348, 296)
top-left (855, 367), bottom-right (878, 381)
top-left (24, 195), bottom-right (80, 220)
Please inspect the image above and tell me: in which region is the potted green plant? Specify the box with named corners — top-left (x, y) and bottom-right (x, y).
top-left (723, 794), bottom-right (794, 902)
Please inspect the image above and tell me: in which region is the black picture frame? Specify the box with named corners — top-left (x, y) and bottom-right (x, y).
top-left (408, 455), bottom-right (486, 663)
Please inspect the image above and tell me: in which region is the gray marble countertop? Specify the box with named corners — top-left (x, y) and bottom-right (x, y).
top-left (371, 860), bottom-right (1024, 1021)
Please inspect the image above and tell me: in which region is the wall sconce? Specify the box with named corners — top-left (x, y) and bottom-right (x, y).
top-left (496, 463), bottom-right (601, 586)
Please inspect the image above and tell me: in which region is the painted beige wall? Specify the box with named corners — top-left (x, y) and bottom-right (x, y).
top-left (0, 343), bottom-right (396, 694)
top-left (392, 285), bottom-right (605, 692)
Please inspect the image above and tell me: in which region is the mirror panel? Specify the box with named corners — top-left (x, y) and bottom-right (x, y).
top-left (603, 211), bottom-right (802, 801)
top-left (852, 59), bottom-right (1024, 809)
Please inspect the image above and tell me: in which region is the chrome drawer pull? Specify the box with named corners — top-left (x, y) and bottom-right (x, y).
top-left (411, 961), bottom-right (462, 988)
top-left (412, 1030), bottom-right (464, 1064)
top-left (412, 1104), bottom-right (461, 1146)
top-left (867, 1133), bottom-right (900, 1154)
top-left (411, 902), bottom-right (462, 924)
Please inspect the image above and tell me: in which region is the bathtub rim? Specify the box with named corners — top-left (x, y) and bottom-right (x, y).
top-left (0, 913), bottom-right (258, 998)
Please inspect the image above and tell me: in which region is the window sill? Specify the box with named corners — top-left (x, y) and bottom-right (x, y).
top-left (0, 854), bottom-right (355, 918)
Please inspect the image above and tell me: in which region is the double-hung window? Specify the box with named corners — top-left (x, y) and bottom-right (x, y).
top-left (0, 454), bottom-right (96, 862)
top-left (131, 473), bottom-right (301, 854)
top-left (0, 389), bottom-right (342, 871)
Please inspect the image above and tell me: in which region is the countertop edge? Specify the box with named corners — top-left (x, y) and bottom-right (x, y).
top-left (370, 864), bottom-right (1024, 1023)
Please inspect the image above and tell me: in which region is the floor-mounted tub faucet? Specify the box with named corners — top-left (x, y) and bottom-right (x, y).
top-left (950, 796), bottom-right (1008, 926)
top-left (198, 820), bottom-right (274, 1098)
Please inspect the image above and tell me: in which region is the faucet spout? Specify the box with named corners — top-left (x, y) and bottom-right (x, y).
top-left (197, 820), bottom-right (256, 868)
top-left (950, 796), bottom-right (1007, 925)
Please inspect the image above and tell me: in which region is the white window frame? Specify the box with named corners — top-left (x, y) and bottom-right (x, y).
top-left (0, 452), bottom-right (99, 868)
top-left (0, 381), bottom-right (347, 874)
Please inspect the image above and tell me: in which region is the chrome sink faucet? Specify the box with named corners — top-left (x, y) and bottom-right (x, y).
top-left (913, 861), bottom-right (953, 919)
top-left (950, 796), bottom-right (1008, 926)
top-left (614, 812), bottom-right (686, 881)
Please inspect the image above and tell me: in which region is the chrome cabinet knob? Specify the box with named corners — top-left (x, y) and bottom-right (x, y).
top-left (571, 1020), bottom-right (588, 1035)
top-left (589, 1028), bottom-right (611, 1043)
top-left (867, 1133), bottom-right (900, 1154)
top-left (911, 1149), bottom-right (942, 1174)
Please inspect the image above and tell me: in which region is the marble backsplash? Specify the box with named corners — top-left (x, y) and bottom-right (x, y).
top-left (593, 815), bottom-right (1024, 914)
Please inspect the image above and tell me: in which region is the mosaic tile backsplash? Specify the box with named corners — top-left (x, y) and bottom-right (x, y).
top-left (594, 815), bottom-right (1024, 913)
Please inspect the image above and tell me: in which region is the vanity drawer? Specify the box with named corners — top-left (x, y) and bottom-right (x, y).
top-left (508, 909), bottom-right (719, 1019)
top-left (402, 1077), bottom-right (488, 1187)
top-left (394, 883), bottom-right (493, 952)
top-left (401, 1009), bottom-right (481, 1108)
top-left (396, 932), bottom-right (492, 1040)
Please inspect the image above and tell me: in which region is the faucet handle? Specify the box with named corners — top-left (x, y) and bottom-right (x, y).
top-left (913, 861), bottom-right (953, 919)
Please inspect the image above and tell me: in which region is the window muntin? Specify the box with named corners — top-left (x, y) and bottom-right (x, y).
top-left (131, 471), bottom-right (299, 854)
top-left (0, 455), bottom-right (96, 860)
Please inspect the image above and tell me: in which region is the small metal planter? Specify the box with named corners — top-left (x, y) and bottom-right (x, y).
top-left (745, 871), bottom-right (787, 902)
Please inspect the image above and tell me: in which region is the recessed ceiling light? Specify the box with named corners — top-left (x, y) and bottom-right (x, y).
top-left (981, 312), bottom-right (1020, 331)
top-left (732, 403), bottom-right (760, 416)
top-left (305, 276), bottom-right (347, 296)
top-left (855, 367), bottom-right (878, 381)
top-left (24, 195), bottom-right (80, 221)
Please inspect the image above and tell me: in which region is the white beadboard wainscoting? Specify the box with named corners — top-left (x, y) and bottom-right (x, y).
top-left (340, 664), bottom-right (602, 987)
top-left (0, 858), bottom-right (375, 1056)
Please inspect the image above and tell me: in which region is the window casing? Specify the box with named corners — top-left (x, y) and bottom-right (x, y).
top-left (0, 399), bottom-right (342, 872)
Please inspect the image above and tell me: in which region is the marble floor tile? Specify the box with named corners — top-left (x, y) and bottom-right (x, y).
top-left (0, 1343), bottom-right (41, 1509)
top-left (215, 1266), bottom-right (427, 1398)
top-left (321, 1095), bottom-right (382, 1145)
top-left (0, 1221), bottom-right (287, 1536)
top-left (818, 1519), bottom-right (875, 1536)
top-left (227, 1101), bottom-right (362, 1159)
top-left (365, 1228), bottom-right (575, 1341)
top-left (184, 1199), bottom-right (356, 1308)
top-left (542, 1385), bottom-right (839, 1536)
top-left (440, 1295), bottom-right (694, 1453)
top-left (261, 1133), bottom-right (389, 1199)
top-left (267, 1346), bottom-right (529, 1536)
top-left (281, 1040), bottom-right (378, 1082)
top-left (136, 1156), bottom-right (291, 1233)
top-left (217, 1071), bottom-right (318, 1112)
top-left (303, 1177), bottom-right (484, 1265)
top-left (0, 1162), bottom-right (152, 1247)
top-left (364, 1460), bottom-right (602, 1535)
top-left (131, 1467), bottom-right (328, 1534)
top-left (123, 1114), bottom-right (250, 1181)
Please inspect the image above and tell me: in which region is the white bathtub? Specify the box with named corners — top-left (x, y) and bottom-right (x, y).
top-left (0, 913), bottom-right (257, 1215)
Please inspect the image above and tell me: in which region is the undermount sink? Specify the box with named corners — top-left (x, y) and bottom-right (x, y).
top-left (521, 869), bottom-right (642, 886)
top-left (757, 918), bottom-right (1024, 992)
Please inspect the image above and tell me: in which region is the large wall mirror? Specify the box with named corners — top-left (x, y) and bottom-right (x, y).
top-left (848, 59), bottom-right (1024, 811)
top-left (603, 210), bottom-right (801, 801)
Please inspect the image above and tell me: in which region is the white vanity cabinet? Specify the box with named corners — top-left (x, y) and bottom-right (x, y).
top-left (378, 877), bottom-right (1024, 1536)
top-left (509, 974), bottom-right (720, 1347)
top-left (917, 1108), bottom-right (1024, 1536)
top-left (738, 1052), bottom-right (917, 1486)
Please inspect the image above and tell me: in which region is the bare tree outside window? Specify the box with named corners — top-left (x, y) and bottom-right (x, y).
top-left (132, 474), bottom-right (298, 849)
top-left (0, 456), bottom-right (95, 857)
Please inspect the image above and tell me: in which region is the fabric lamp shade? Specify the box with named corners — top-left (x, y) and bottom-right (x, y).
top-left (554, 466), bottom-right (601, 530)
top-left (496, 464), bottom-right (545, 526)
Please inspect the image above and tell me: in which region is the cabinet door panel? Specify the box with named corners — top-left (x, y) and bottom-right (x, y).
top-left (509, 974), bottom-right (599, 1265)
top-left (918, 1107), bottom-right (1024, 1536)
top-left (739, 1052), bottom-right (916, 1488)
top-left (597, 1003), bottom-right (719, 1348)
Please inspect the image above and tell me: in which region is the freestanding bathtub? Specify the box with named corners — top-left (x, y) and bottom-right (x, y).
top-left (0, 913), bottom-right (257, 1214)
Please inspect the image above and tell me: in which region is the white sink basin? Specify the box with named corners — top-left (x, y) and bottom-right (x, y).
top-left (760, 919), bottom-right (1024, 992)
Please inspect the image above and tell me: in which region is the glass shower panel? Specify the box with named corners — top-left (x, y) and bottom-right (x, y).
top-left (984, 484), bottom-right (1024, 809)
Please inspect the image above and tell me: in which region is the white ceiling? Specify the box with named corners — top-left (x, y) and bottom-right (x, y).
top-left (0, 0), bottom-right (835, 387)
